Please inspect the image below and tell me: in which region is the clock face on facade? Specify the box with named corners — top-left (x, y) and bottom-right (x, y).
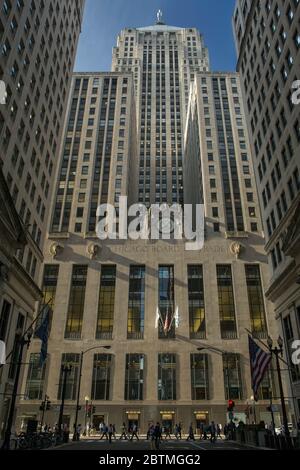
top-left (158, 217), bottom-right (174, 235)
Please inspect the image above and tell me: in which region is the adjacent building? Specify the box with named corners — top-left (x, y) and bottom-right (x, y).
top-left (0, 0), bottom-right (85, 437)
top-left (233, 0), bottom-right (300, 422)
top-left (16, 17), bottom-right (284, 434)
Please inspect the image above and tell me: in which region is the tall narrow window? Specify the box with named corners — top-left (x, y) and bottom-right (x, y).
top-left (158, 266), bottom-right (175, 339)
top-left (257, 365), bottom-right (275, 400)
top-left (217, 265), bottom-right (237, 339)
top-left (188, 266), bottom-right (205, 339)
top-left (0, 300), bottom-right (11, 341)
top-left (96, 266), bottom-right (116, 339)
top-left (57, 353), bottom-right (80, 400)
top-left (127, 266), bottom-right (145, 339)
top-left (223, 353), bottom-right (243, 400)
top-left (35, 264), bottom-right (59, 333)
top-left (125, 354), bottom-right (144, 400)
top-left (65, 266), bottom-right (87, 339)
top-left (245, 265), bottom-right (267, 338)
top-left (8, 313), bottom-right (25, 380)
top-left (25, 353), bottom-right (46, 400)
top-left (158, 353), bottom-right (176, 400)
top-left (91, 354), bottom-right (112, 400)
top-left (191, 353), bottom-right (209, 400)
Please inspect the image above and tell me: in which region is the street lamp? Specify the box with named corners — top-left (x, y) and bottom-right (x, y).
top-left (1, 328), bottom-right (33, 450)
top-left (57, 364), bottom-right (72, 434)
top-left (72, 345), bottom-right (111, 441)
top-left (267, 335), bottom-right (292, 449)
top-left (83, 395), bottom-right (90, 436)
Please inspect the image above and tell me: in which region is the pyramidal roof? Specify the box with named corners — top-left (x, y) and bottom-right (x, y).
top-left (136, 24), bottom-right (183, 32)
top-left (137, 10), bottom-right (183, 32)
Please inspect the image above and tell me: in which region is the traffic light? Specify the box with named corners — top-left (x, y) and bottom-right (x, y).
top-left (227, 400), bottom-right (235, 412)
top-left (46, 400), bottom-right (51, 410)
top-left (39, 401), bottom-right (45, 411)
top-left (92, 406), bottom-right (96, 414)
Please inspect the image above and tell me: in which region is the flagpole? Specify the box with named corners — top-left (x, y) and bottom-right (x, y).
top-left (0, 298), bottom-right (52, 370)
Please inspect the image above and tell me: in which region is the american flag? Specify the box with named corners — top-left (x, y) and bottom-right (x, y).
top-left (248, 335), bottom-right (271, 401)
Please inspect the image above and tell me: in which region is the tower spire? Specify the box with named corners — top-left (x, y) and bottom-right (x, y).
top-left (156, 9), bottom-right (165, 25)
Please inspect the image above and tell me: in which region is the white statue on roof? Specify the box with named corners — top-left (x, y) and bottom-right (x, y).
top-left (156, 9), bottom-right (164, 24)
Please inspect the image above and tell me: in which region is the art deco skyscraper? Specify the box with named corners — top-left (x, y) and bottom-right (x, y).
top-left (112, 13), bottom-right (209, 206)
top-left (233, 0), bottom-right (300, 423)
top-left (16, 15), bottom-right (283, 435)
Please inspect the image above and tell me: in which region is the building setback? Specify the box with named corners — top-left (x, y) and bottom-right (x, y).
top-left (16, 16), bottom-right (285, 434)
top-left (233, 0), bottom-right (300, 423)
top-left (0, 0), bottom-right (85, 438)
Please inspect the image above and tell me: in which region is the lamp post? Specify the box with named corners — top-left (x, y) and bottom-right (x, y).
top-left (72, 345), bottom-right (111, 441)
top-left (1, 328), bottom-right (33, 450)
top-left (57, 364), bottom-right (72, 434)
top-left (83, 396), bottom-right (90, 436)
top-left (267, 335), bottom-right (292, 449)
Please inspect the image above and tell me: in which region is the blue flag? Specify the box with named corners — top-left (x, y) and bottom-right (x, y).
top-left (35, 305), bottom-right (51, 365)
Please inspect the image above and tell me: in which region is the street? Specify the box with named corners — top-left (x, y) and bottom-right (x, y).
top-left (50, 437), bottom-right (258, 451)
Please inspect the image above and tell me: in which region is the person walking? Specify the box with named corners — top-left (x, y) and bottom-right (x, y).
top-left (210, 421), bottom-right (216, 444)
top-left (186, 423), bottom-right (195, 441)
top-left (120, 422), bottom-right (128, 440)
top-left (217, 423), bottom-right (222, 439)
top-left (130, 423), bottom-right (139, 441)
top-left (154, 422), bottom-right (161, 450)
top-left (108, 424), bottom-right (113, 444)
top-left (164, 425), bottom-right (172, 441)
top-left (149, 424), bottom-right (156, 450)
top-left (177, 422), bottom-right (182, 440)
top-left (100, 422), bottom-right (108, 440)
top-left (174, 424), bottom-right (179, 440)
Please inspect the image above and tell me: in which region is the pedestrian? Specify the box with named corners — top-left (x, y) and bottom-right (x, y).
top-left (99, 422), bottom-right (103, 435)
top-left (100, 422), bottom-right (108, 440)
top-left (130, 423), bottom-right (139, 440)
top-left (154, 422), bottom-right (161, 450)
top-left (108, 424), bottom-right (113, 443)
top-left (217, 423), bottom-right (222, 439)
top-left (112, 424), bottom-right (116, 440)
top-left (210, 421), bottom-right (216, 443)
top-left (120, 422), bottom-right (128, 440)
top-left (164, 425), bottom-right (172, 440)
top-left (76, 424), bottom-right (82, 441)
top-left (199, 423), bottom-right (204, 440)
top-left (186, 423), bottom-right (195, 441)
top-left (149, 424), bottom-right (156, 450)
top-left (174, 423), bottom-right (179, 440)
top-left (177, 422), bottom-right (182, 440)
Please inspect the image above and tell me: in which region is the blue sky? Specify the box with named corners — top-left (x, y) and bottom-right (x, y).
top-left (75, 0), bottom-right (237, 72)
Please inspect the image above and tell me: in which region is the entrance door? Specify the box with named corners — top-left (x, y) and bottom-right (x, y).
top-left (127, 414), bottom-right (140, 432)
top-left (93, 415), bottom-right (105, 431)
top-left (195, 413), bottom-right (209, 436)
top-left (161, 413), bottom-right (174, 433)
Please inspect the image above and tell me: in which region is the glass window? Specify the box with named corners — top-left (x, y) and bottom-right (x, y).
top-left (25, 353), bottom-right (46, 400)
top-left (188, 266), bottom-right (205, 339)
top-left (158, 353), bottom-right (176, 400)
top-left (127, 266), bottom-right (145, 339)
top-left (91, 354), bottom-right (112, 400)
top-left (191, 353), bottom-right (209, 400)
top-left (158, 266), bottom-right (175, 339)
top-left (96, 266), bottom-right (116, 339)
top-left (223, 353), bottom-right (243, 400)
top-left (217, 265), bottom-right (237, 339)
top-left (124, 354), bottom-right (144, 400)
top-left (245, 265), bottom-right (267, 337)
top-left (65, 266), bottom-right (88, 339)
top-left (57, 353), bottom-right (80, 400)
